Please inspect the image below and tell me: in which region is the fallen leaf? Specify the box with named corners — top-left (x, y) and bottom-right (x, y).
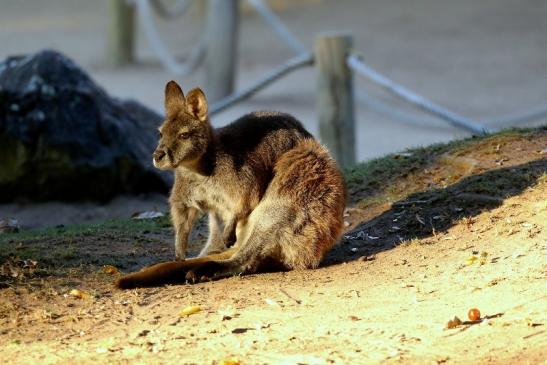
top-left (445, 316), bottom-right (462, 329)
top-left (219, 358), bottom-right (241, 365)
top-left (137, 329), bottom-right (150, 337)
top-left (180, 305), bottom-right (201, 316)
top-left (132, 211), bottom-right (164, 220)
top-left (69, 289), bottom-right (90, 299)
top-left (466, 255), bottom-right (478, 266)
top-left (103, 265), bottom-right (120, 275)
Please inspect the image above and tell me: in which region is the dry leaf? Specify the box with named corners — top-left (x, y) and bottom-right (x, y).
top-left (132, 211), bottom-right (164, 220)
top-left (103, 265), bottom-right (120, 275)
top-left (180, 305), bottom-right (201, 316)
top-left (219, 358), bottom-right (241, 365)
top-left (69, 289), bottom-right (90, 299)
top-left (446, 316), bottom-right (463, 329)
top-left (466, 255), bottom-right (478, 266)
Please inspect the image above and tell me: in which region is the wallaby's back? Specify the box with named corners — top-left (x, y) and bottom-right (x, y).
top-left (214, 111), bottom-right (312, 172)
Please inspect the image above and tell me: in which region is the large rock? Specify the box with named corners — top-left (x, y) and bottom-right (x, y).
top-left (0, 50), bottom-right (170, 202)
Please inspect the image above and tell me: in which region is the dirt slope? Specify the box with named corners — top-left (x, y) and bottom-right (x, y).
top-left (0, 128), bottom-right (546, 364)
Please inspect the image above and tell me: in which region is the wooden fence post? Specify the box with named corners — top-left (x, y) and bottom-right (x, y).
top-left (314, 33), bottom-right (355, 168)
top-left (107, 0), bottom-right (136, 66)
top-left (205, 0), bottom-right (239, 103)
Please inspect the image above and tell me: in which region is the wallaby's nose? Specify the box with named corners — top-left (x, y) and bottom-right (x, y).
top-left (153, 149), bottom-right (166, 162)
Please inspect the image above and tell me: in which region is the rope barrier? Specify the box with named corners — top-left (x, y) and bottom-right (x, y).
top-left (149, 0), bottom-right (192, 20)
top-left (247, 0), bottom-right (307, 55)
top-left (130, 1), bottom-right (545, 130)
top-left (210, 53), bottom-right (313, 115)
top-left (355, 90), bottom-right (455, 130)
top-left (131, 0), bottom-right (206, 76)
top-left (347, 54), bottom-right (489, 135)
top-left (357, 88), bottom-right (547, 131)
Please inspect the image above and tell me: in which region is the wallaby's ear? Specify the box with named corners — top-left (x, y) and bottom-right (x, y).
top-left (165, 80), bottom-right (185, 117)
top-left (185, 88), bottom-right (208, 122)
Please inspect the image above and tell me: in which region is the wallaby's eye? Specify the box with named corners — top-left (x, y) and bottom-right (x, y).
top-left (179, 132), bottom-right (190, 140)
top-left (158, 131), bottom-right (163, 138)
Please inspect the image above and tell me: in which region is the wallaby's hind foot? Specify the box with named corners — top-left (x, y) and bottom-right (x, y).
top-left (185, 260), bottom-right (241, 283)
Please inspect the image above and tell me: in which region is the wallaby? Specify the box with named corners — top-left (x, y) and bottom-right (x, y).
top-left (115, 81), bottom-right (346, 289)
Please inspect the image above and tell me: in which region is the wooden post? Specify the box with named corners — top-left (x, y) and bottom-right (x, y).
top-left (108, 0), bottom-right (136, 66)
top-left (314, 33), bottom-right (355, 168)
top-left (205, 0), bottom-right (239, 103)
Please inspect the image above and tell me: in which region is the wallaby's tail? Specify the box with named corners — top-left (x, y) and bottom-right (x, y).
top-left (115, 261), bottom-right (190, 289)
top-left (115, 248), bottom-right (238, 289)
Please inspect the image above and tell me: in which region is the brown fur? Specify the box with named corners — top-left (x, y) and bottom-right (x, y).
top-left (115, 81), bottom-right (346, 289)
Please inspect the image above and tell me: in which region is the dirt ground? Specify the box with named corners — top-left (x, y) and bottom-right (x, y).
top-left (0, 130), bottom-right (545, 364)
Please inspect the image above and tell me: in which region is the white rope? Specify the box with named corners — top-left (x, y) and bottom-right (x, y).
top-left (353, 56), bottom-right (547, 130)
top-left (149, 0), bottom-right (192, 20)
top-left (348, 54), bottom-right (489, 135)
top-left (246, 0), bottom-right (307, 55)
top-left (131, 0), bottom-right (206, 76)
top-left (355, 90), bottom-right (455, 130)
top-left (211, 53), bottom-right (313, 115)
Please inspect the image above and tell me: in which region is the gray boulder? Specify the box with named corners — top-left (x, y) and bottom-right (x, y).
top-left (0, 50), bottom-right (170, 202)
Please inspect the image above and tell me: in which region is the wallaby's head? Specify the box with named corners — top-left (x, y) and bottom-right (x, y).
top-left (153, 81), bottom-right (211, 170)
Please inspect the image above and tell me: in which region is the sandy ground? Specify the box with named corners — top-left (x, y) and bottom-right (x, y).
top-left (0, 130), bottom-right (545, 364)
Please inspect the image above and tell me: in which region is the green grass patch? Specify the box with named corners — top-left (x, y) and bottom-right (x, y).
top-left (0, 215), bottom-right (171, 245)
top-left (344, 126), bottom-right (544, 206)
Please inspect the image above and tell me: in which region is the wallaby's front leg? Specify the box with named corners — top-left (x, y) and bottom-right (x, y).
top-left (199, 214), bottom-right (237, 256)
top-left (199, 212), bottom-right (224, 256)
top-left (170, 204), bottom-right (198, 260)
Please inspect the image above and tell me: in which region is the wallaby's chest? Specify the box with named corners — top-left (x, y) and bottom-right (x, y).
top-left (173, 174), bottom-right (248, 216)
top-left (192, 183), bottom-right (237, 213)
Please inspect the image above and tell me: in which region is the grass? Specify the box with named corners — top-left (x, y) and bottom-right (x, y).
top-left (343, 126), bottom-right (544, 207)
top-left (0, 215), bottom-right (173, 273)
top-left (0, 215), bottom-right (171, 245)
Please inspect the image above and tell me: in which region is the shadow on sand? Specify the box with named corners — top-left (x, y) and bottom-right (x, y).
top-left (323, 158), bottom-right (546, 266)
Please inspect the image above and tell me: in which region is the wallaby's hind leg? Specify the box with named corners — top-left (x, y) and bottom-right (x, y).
top-left (186, 207), bottom-right (287, 282)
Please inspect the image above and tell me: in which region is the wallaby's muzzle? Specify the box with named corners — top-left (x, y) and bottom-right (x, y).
top-left (153, 147), bottom-right (172, 169)
top-left (153, 149), bottom-right (166, 162)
